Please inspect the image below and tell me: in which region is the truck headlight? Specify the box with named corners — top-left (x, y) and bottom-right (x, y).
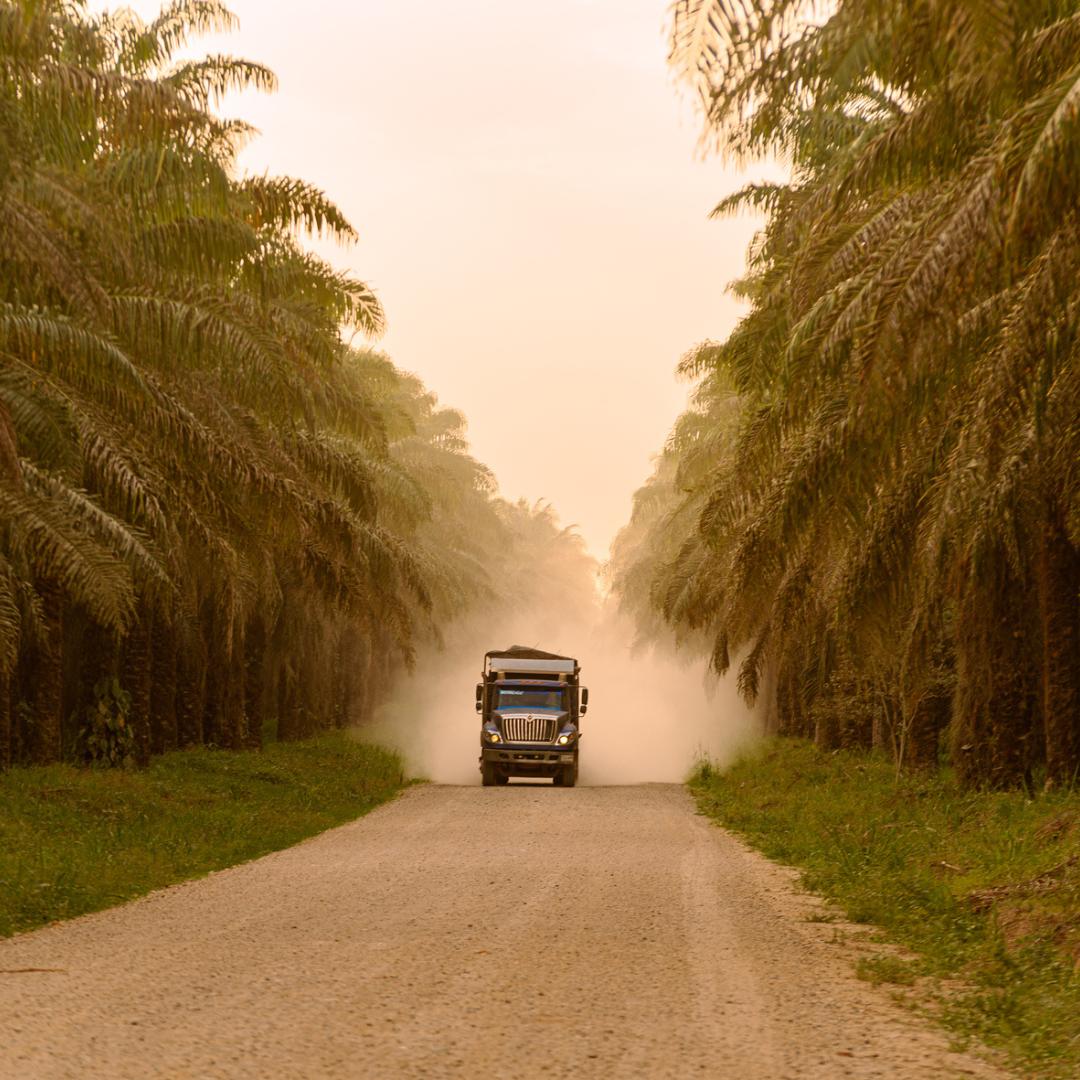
top-left (557, 733), bottom-right (572, 745)
top-left (486, 731), bottom-right (501, 743)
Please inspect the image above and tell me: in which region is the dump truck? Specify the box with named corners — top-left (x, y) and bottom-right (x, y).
top-left (476, 646), bottom-right (588, 787)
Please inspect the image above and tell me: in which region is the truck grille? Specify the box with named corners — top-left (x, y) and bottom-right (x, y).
top-left (502, 716), bottom-right (558, 743)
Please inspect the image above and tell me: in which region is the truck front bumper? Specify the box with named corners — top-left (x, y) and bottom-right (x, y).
top-left (481, 745), bottom-right (577, 771)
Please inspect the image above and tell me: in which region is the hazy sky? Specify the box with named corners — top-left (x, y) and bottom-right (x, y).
top-left (97, 1), bottom-right (764, 556)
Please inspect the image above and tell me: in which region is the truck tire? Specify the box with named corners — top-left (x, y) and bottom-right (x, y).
top-left (495, 772), bottom-right (509, 785)
top-left (556, 762), bottom-right (577, 788)
top-left (481, 761), bottom-right (497, 786)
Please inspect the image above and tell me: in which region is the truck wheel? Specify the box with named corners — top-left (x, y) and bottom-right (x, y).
top-left (481, 761), bottom-right (497, 787)
top-left (495, 772), bottom-right (509, 785)
top-left (561, 763), bottom-right (577, 788)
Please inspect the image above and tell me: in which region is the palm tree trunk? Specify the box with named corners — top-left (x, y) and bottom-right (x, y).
top-left (75, 622), bottom-right (117, 764)
top-left (304, 621), bottom-right (331, 734)
top-left (276, 661), bottom-right (298, 742)
top-left (871, 705), bottom-right (891, 753)
top-left (952, 560), bottom-right (1041, 788)
top-left (902, 688), bottom-right (950, 771)
top-left (296, 629), bottom-right (318, 738)
top-left (124, 611), bottom-right (152, 767)
top-left (0, 668), bottom-right (11, 770)
top-left (265, 608), bottom-right (290, 743)
top-left (244, 614), bottom-right (266, 750)
top-left (814, 704), bottom-right (840, 750)
top-left (224, 617), bottom-right (246, 750)
top-left (352, 632), bottom-right (373, 727)
top-left (339, 625), bottom-right (367, 728)
top-left (332, 624), bottom-right (347, 729)
top-left (1038, 513), bottom-right (1080, 788)
top-left (150, 619), bottom-right (179, 755)
top-left (176, 624), bottom-right (206, 747)
top-left (777, 661), bottom-right (815, 739)
top-left (30, 578), bottom-right (64, 764)
top-left (201, 606), bottom-right (226, 747)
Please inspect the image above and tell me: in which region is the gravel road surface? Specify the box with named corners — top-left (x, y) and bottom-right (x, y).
top-left (0, 784), bottom-right (1007, 1079)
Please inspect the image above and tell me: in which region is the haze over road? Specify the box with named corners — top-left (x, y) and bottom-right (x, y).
top-left (0, 786), bottom-right (1005, 1079)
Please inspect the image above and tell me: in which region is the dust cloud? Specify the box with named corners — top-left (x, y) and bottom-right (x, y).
top-left (363, 598), bottom-right (760, 786)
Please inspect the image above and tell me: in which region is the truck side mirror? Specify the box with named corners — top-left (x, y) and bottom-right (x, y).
top-left (475, 684), bottom-right (483, 713)
top-left (580, 687), bottom-right (589, 715)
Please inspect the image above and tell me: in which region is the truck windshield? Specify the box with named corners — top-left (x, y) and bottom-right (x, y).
top-left (497, 687), bottom-right (565, 710)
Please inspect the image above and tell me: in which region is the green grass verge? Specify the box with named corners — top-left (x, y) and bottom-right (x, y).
top-left (0, 732), bottom-right (407, 939)
top-left (690, 739), bottom-right (1080, 1079)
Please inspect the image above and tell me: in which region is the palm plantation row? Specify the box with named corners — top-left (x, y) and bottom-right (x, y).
top-left (0, 0), bottom-right (587, 768)
top-left (613, 0), bottom-right (1080, 788)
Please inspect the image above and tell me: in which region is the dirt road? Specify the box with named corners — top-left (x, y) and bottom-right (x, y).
top-left (0, 785), bottom-right (1006, 1079)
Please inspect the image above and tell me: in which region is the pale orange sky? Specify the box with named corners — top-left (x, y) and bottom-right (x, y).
top-left (97, 1), bottom-right (765, 557)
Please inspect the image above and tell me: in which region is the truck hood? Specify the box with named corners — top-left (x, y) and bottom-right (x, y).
top-left (494, 710), bottom-right (569, 723)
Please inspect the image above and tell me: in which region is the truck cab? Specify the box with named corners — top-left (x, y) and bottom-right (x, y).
top-left (477, 647), bottom-right (588, 787)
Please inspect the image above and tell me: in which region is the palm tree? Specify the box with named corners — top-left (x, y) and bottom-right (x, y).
top-left (0, 0), bottom-right (541, 767)
top-left (613, 1), bottom-right (1079, 787)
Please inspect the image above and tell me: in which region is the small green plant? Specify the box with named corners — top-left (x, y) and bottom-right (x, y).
top-left (689, 757), bottom-right (714, 784)
top-left (857, 954), bottom-right (918, 986)
top-left (77, 678), bottom-right (134, 768)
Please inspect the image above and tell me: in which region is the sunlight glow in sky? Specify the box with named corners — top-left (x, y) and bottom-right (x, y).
top-left (95, 0), bottom-right (766, 556)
